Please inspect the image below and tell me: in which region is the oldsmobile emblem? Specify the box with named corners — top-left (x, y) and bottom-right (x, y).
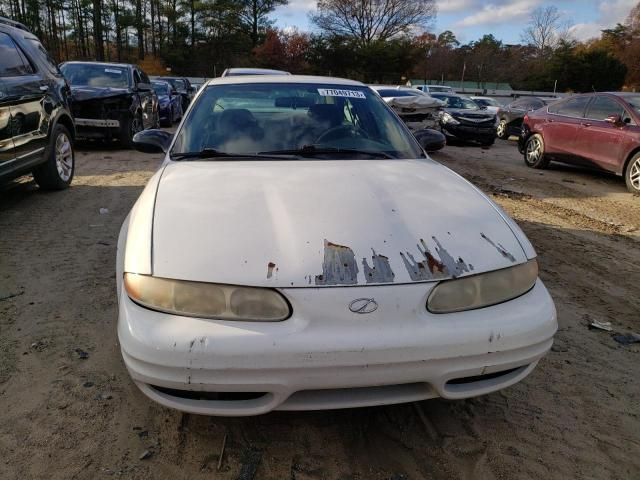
top-left (349, 298), bottom-right (378, 314)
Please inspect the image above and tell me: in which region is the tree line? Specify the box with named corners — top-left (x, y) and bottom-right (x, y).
top-left (0, 0), bottom-right (638, 92)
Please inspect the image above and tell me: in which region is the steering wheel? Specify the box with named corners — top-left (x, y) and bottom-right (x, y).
top-left (316, 124), bottom-right (370, 143)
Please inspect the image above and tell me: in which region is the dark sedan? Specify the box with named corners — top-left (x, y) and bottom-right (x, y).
top-left (431, 93), bottom-right (497, 147)
top-left (496, 97), bottom-right (551, 139)
top-left (60, 62), bottom-right (159, 148)
top-left (158, 77), bottom-right (194, 113)
top-left (519, 92), bottom-right (640, 193)
top-left (152, 81), bottom-right (182, 127)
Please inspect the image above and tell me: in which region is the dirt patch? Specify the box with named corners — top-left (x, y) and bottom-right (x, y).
top-left (0, 140), bottom-right (638, 479)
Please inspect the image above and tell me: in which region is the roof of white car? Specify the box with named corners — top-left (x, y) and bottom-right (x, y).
top-left (370, 85), bottom-right (415, 90)
top-left (206, 75), bottom-right (365, 87)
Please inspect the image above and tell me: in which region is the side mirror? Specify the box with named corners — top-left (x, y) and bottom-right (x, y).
top-left (133, 129), bottom-right (173, 154)
top-left (413, 128), bottom-right (446, 153)
top-left (188, 86), bottom-right (195, 93)
top-left (136, 82), bottom-right (153, 92)
top-left (171, 89), bottom-right (178, 95)
top-left (605, 114), bottom-right (623, 126)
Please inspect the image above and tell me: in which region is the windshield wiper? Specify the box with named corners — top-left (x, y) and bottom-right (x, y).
top-left (170, 148), bottom-right (291, 161)
top-left (259, 145), bottom-right (396, 159)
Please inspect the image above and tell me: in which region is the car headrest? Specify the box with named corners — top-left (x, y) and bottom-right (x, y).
top-left (308, 104), bottom-right (343, 127)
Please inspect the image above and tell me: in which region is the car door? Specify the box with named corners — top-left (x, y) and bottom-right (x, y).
top-left (542, 96), bottom-right (591, 158)
top-left (0, 32), bottom-right (49, 170)
top-left (576, 95), bottom-right (628, 172)
top-left (0, 78), bottom-right (16, 170)
top-left (134, 68), bottom-right (154, 129)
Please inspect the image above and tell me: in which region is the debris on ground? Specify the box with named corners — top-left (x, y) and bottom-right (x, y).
top-left (74, 348), bottom-right (89, 359)
top-left (0, 290), bottom-right (24, 301)
top-left (237, 448), bottom-right (262, 480)
top-left (30, 340), bottom-right (48, 351)
top-left (589, 320), bottom-right (612, 331)
top-left (613, 333), bottom-right (640, 345)
top-left (217, 433), bottom-right (227, 471)
top-left (96, 393), bottom-right (113, 400)
top-left (83, 381), bottom-right (94, 388)
top-left (139, 450), bottom-right (153, 460)
top-left (99, 208), bottom-right (109, 215)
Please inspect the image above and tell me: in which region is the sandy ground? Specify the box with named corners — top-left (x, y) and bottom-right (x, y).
top-left (0, 138), bottom-right (639, 480)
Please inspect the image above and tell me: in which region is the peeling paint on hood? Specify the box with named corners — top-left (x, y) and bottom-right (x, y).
top-left (362, 249), bottom-right (395, 284)
top-left (151, 159), bottom-right (528, 287)
top-left (315, 240), bottom-right (359, 286)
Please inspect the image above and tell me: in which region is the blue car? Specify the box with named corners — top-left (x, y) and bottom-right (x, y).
top-left (152, 81), bottom-right (182, 127)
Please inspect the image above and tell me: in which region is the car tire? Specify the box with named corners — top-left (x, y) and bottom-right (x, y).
top-left (624, 152), bottom-right (640, 194)
top-left (32, 124), bottom-right (74, 190)
top-left (524, 133), bottom-right (549, 169)
top-left (161, 109), bottom-right (172, 128)
top-left (497, 119), bottom-right (508, 139)
top-left (120, 112), bottom-right (143, 148)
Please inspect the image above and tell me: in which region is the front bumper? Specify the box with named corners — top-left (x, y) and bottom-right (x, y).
top-left (442, 123), bottom-right (496, 143)
top-left (118, 280), bottom-right (557, 416)
top-left (75, 118), bottom-right (120, 128)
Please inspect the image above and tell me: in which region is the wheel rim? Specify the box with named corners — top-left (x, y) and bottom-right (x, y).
top-left (497, 121), bottom-right (505, 137)
top-left (526, 137), bottom-right (542, 163)
top-left (131, 116), bottom-right (142, 138)
top-left (55, 132), bottom-right (73, 182)
top-left (630, 158), bottom-right (640, 191)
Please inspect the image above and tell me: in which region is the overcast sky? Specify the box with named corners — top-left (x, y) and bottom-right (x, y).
top-left (273, 0), bottom-right (638, 44)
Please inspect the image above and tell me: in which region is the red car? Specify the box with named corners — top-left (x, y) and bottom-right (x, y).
top-left (519, 92), bottom-right (640, 193)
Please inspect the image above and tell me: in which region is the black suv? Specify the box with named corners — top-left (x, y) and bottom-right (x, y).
top-left (0, 17), bottom-right (75, 189)
top-left (59, 61), bottom-right (159, 148)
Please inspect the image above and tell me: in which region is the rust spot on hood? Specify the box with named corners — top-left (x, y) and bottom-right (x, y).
top-left (401, 237), bottom-right (472, 281)
top-left (267, 262), bottom-right (276, 279)
top-left (315, 239), bottom-right (359, 285)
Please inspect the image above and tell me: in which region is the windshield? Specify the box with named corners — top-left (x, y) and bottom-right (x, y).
top-left (623, 95), bottom-right (640, 114)
top-left (166, 79), bottom-right (185, 91)
top-left (433, 95), bottom-right (479, 110)
top-left (61, 64), bottom-right (130, 88)
top-left (153, 83), bottom-right (169, 95)
top-left (171, 82), bottom-right (423, 159)
top-left (474, 98), bottom-right (500, 107)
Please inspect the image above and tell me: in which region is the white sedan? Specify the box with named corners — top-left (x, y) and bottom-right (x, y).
top-left (117, 75), bottom-right (557, 416)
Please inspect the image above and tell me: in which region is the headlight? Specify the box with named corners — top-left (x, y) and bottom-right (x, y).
top-left (124, 273), bottom-right (291, 321)
top-left (427, 259), bottom-right (538, 314)
top-left (441, 112), bottom-right (460, 125)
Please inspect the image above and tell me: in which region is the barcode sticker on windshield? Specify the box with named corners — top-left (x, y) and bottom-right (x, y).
top-left (318, 88), bottom-right (365, 99)
top-left (104, 68), bottom-right (123, 74)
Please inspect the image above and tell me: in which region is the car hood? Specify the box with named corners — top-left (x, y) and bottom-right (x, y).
top-left (70, 86), bottom-right (132, 102)
top-left (151, 159), bottom-right (527, 287)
